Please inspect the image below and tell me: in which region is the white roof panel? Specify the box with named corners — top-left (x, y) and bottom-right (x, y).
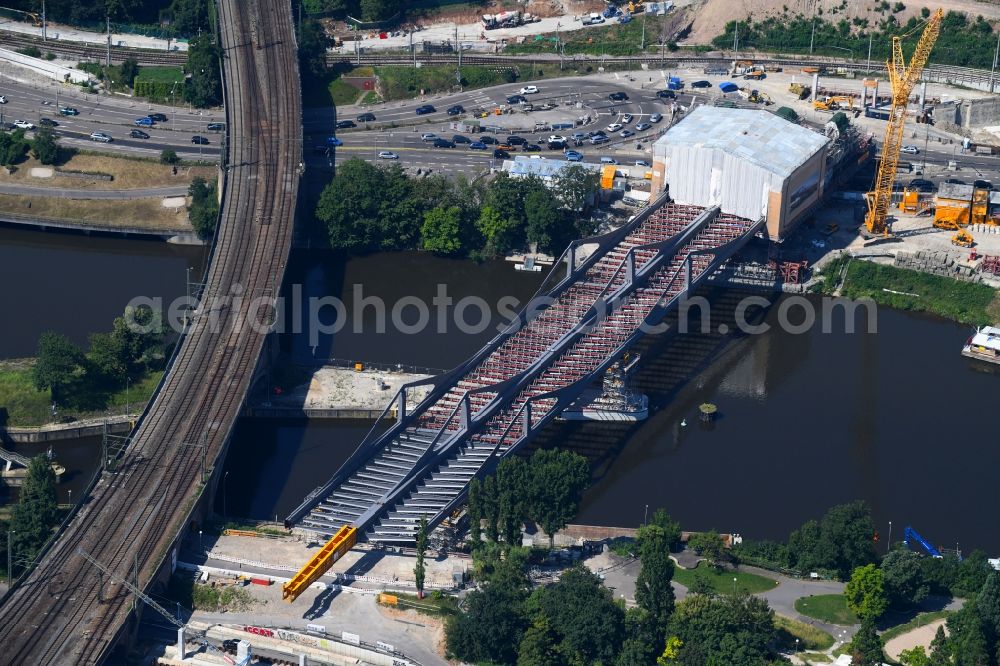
top-left (655, 106), bottom-right (828, 178)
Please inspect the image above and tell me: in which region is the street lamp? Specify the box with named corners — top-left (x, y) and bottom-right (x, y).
top-left (887, 521), bottom-right (892, 554)
top-left (7, 528), bottom-right (14, 585)
top-left (733, 577), bottom-right (737, 595)
top-left (643, 504), bottom-right (648, 526)
top-left (199, 529), bottom-right (203, 551)
top-left (125, 376), bottom-right (131, 416)
top-left (223, 471), bottom-right (230, 521)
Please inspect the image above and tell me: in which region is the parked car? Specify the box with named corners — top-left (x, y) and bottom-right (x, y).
top-left (134, 116), bottom-right (154, 126)
top-left (657, 90), bottom-right (676, 99)
top-left (207, 122), bottom-right (226, 131)
top-left (356, 112), bottom-right (376, 122)
top-left (901, 145), bottom-right (919, 154)
top-left (621, 113), bottom-right (633, 124)
top-left (974, 179), bottom-right (993, 189)
top-left (590, 135), bottom-right (610, 145)
top-left (523, 144), bottom-right (541, 152)
top-left (496, 143), bottom-right (514, 151)
top-left (606, 122), bottom-right (623, 132)
top-left (635, 159), bottom-right (651, 167)
top-left (650, 113), bottom-right (663, 123)
top-left (148, 113), bottom-right (168, 122)
top-left (433, 138), bottom-right (455, 148)
top-left (506, 94), bottom-right (527, 104)
top-left (452, 134), bottom-right (471, 144)
top-left (336, 120), bottom-right (356, 129)
top-left (59, 106), bottom-right (80, 116)
top-left (635, 122), bottom-right (652, 131)
top-left (608, 91), bottom-right (629, 101)
top-left (415, 104), bottom-right (436, 115)
top-left (377, 150), bottom-right (398, 159)
top-left (520, 85), bottom-right (539, 94)
top-left (191, 135), bottom-right (209, 145)
top-left (90, 131), bottom-right (112, 142)
top-left (447, 104), bottom-right (464, 115)
top-left (469, 141), bottom-right (487, 150)
top-left (479, 135), bottom-right (497, 144)
top-left (130, 128), bottom-right (150, 139)
top-left (565, 150), bottom-right (583, 161)
top-left (326, 136), bottom-right (342, 146)
top-left (620, 129), bottom-right (635, 138)
top-left (691, 80), bottom-right (712, 88)
top-left (38, 117), bottom-right (58, 127)
top-left (493, 149), bottom-right (510, 159)
top-left (944, 178), bottom-right (966, 185)
top-left (571, 132), bottom-right (587, 141)
top-left (600, 156), bottom-right (618, 165)
top-left (0, 95), bottom-right (7, 104)
top-left (507, 135), bottom-right (526, 145)
top-left (548, 135), bottom-right (566, 144)
top-left (13, 119), bottom-right (34, 130)
top-left (548, 140), bottom-right (566, 150)
top-left (421, 132), bottom-right (438, 141)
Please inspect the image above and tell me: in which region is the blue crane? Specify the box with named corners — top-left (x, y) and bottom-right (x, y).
top-left (903, 526), bottom-right (943, 558)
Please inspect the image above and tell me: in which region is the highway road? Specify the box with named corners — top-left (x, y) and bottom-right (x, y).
top-left (0, 78), bottom-right (223, 161)
top-left (307, 76), bottom-right (691, 175)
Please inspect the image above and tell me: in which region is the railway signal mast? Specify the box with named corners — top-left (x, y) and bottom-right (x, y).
top-left (864, 9), bottom-right (942, 237)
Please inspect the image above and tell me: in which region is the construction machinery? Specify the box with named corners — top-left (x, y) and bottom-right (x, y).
top-left (789, 82), bottom-right (811, 99)
top-left (813, 95), bottom-right (855, 112)
top-left (903, 525), bottom-right (943, 558)
top-left (864, 9), bottom-right (943, 236)
top-left (952, 229), bottom-right (975, 247)
top-left (934, 183), bottom-right (990, 229)
top-left (282, 525), bottom-right (357, 602)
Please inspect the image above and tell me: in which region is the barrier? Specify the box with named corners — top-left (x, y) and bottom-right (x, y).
top-left (0, 47), bottom-right (91, 83)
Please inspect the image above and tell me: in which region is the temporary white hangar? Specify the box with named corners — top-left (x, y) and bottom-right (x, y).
top-left (651, 106), bottom-right (829, 241)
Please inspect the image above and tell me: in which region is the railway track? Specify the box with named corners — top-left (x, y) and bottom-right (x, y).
top-left (0, 1), bottom-right (300, 664)
top-left (0, 30), bottom-right (187, 66)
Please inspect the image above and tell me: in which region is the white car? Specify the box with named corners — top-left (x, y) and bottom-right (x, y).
top-left (649, 113), bottom-right (663, 123)
top-left (377, 150), bottom-right (399, 160)
top-left (0, 95), bottom-right (7, 104)
top-left (621, 113), bottom-right (633, 124)
top-left (520, 85), bottom-right (539, 94)
top-left (606, 122), bottom-right (623, 132)
top-left (548, 134), bottom-right (566, 144)
top-left (89, 131), bottom-right (112, 143)
top-left (13, 119), bottom-right (34, 130)
top-left (901, 145), bottom-right (919, 154)
top-left (420, 133), bottom-right (438, 141)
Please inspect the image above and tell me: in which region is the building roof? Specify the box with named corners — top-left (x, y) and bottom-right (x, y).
top-left (656, 106), bottom-right (828, 178)
top-left (503, 156), bottom-right (600, 179)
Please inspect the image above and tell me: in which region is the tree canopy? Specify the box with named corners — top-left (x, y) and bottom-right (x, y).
top-left (185, 34), bottom-right (221, 108)
top-left (10, 455), bottom-right (60, 567)
top-left (845, 563), bottom-right (888, 620)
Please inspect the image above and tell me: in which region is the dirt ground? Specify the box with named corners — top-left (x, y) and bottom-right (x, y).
top-left (0, 154), bottom-right (215, 191)
top-left (0, 193), bottom-right (191, 230)
top-left (884, 618), bottom-right (948, 661)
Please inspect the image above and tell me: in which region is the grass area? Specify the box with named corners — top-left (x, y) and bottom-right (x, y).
top-left (608, 537), bottom-right (636, 558)
top-left (0, 359), bottom-right (162, 427)
top-left (392, 591), bottom-right (460, 617)
top-left (359, 90), bottom-right (383, 105)
top-left (673, 562), bottom-right (778, 595)
top-left (819, 256), bottom-right (1000, 326)
top-left (506, 15), bottom-right (679, 56)
top-left (794, 594), bottom-right (859, 626)
top-left (799, 653), bottom-right (833, 664)
top-left (0, 153), bottom-right (215, 191)
top-left (879, 610), bottom-right (953, 644)
top-left (774, 614), bottom-right (836, 652)
top-left (0, 194), bottom-right (191, 231)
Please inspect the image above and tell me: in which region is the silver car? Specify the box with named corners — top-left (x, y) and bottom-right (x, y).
top-left (90, 131), bottom-right (112, 143)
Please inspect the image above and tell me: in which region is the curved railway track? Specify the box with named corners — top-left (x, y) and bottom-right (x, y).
top-left (0, 1), bottom-right (300, 664)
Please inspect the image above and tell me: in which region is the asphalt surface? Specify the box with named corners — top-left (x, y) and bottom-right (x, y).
top-left (0, 79), bottom-right (223, 161)
top-left (306, 75), bottom-right (695, 175)
top-left (0, 181), bottom-right (188, 198)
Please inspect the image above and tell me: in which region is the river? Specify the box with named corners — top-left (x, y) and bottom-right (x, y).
top-left (3, 235), bottom-right (999, 555)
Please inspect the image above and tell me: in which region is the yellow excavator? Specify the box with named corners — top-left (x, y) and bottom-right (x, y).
top-left (864, 9), bottom-right (943, 236)
top-left (814, 95), bottom-right (855, 111)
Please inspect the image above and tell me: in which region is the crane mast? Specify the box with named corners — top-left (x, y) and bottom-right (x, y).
top-left (864, 9), bottom-right (943, 236)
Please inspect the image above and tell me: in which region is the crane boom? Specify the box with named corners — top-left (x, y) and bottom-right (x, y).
top-left (864, 9), bottom-right (943, 236)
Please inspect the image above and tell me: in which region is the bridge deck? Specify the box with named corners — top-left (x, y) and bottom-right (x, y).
top-left (0, 1), bottom-right (301, 663)
top-left (289, 195), bottom-right (764, 543)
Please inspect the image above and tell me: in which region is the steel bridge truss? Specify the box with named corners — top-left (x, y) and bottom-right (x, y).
top-left (286, 193), bottom-right (764, 543)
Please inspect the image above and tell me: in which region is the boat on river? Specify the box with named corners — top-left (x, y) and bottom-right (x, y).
top-left (962, 325), bottom-right (1000, 365)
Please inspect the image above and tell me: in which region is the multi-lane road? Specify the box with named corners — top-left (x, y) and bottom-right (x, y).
top-left (306, 76), bottom-right (691, 175)
top-left (0, 78), bottom-right (223, 160)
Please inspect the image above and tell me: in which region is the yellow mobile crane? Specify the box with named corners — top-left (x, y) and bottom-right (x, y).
top-left (864, 9), bottom-right (943, 237)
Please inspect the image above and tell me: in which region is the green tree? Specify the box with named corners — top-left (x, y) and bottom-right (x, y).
top-left (120, 57), bottom-right (140, 88)
top-left (0, 128), bottom-right (30, 166)
top-left (188, 176), bottom-right (219, 240)
top-left (10, 455), bottom-right (60, 566)
top-left (657, 636), bottom-right (683, 665)
top-left (882, 549), bottom-right (930, 609)
top-left (467, 477), bottom-right (482, 546)
top-left (669, 592), bottom-right (776, 664)
top-left (160, 149), bottom-right (180, 165)
top-left (850, 617), bottom-right (885, 666)
top-left (421, 205), bottom-right (463, 255)
top-left (298, 18), bottom-right (329, 80)
top-left (899, 646), bottom-right (931, 666)
top-left (949, 605), bottom-right (991, 666)
top-left (185, 34), bottom-right (222, 108)
top-left (359, 0), bottom-right (401, 21)
top-left (517, 615), bottom-right (561, 666)
top-left (32, 331), bottom-right (85, 401)
top-left (551, 164), bottom-right (598, 212)
top-left (497, 456), bottom-right (530, 548)
top-left (446, 560), bottom-right (529, 665)
top-left (481, 474), bottom-right (500, 543)
top-left (528, 566), bottom-right (625, 664)
top-left (788, 501), bottom-right (878, 578)
top-left (528, 449), bottom-right (589, 548)
top-left (31, 126), bottom-right (59, 165)
top-left (523, 188), bottom-right (562, 253)
top-left (976, 571), bottom-right (1000, 645)
top-left (845, 564), bottom-right (889, 620)
top-left (689, 569), bottom-right (715, 596)
top-left (649, 508), bottom-right (683, 552)
top-left (171, 0), bottom-right (211, 36)
top-left (688, 530), bottom-right (726, 566)
top-left (929, 624), bottom-right (951, 665)
top-left (414, 515), bottom-right (427, 598)
top-left (616, 607), bottom-right (660, 666)
top-left (635, 524), bottom-right (676, 638)
top-left (476, 204), bottom-right (520, 258)
top-left (87, 331), bottom-right (129, 383)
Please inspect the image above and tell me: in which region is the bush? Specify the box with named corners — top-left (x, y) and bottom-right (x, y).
top-left (160, 149), bottom-right (180, 165)
top-left (17, 46), bottom-right (42, 58)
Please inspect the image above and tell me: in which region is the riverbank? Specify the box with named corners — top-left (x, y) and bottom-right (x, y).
top-left (0, 358), bottom-right (159, 427)
top-left (818, 256), bottom-right (1000, 326)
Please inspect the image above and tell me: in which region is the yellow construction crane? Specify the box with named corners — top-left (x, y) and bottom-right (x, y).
top-left (864, 9), bottom-right (943, 236)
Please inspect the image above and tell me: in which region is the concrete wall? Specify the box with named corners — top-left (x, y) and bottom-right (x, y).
top-left (0, 47), bottom-right (91, 84)
top-left (957, 97), bottom-right (1000, 129)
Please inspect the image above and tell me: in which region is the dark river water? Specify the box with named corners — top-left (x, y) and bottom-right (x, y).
top-left (4, 235), bottom-right (999, 555)
top-left (0, 225), bottom-right (207, 358)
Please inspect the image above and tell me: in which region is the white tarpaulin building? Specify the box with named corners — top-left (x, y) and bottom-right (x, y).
top-left (651, 107), bottom-right (829, 241)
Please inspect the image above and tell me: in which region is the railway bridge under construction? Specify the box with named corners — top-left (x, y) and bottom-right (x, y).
top-left (283, 193), bottom-right (764, 598)
top-left (0, 0), bottom-right (302, 662)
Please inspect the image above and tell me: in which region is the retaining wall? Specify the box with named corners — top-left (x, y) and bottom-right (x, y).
top-left (893, 249), bottom-right (985, 282)
top-left (0, 47), bottom-right (91, 84)
top-left (1, 415), bottom-right (133, 443)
